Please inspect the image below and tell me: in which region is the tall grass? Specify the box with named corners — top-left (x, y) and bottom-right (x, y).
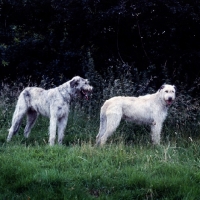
top-left (0, 76), bottom-right (200, 199)
top-left (1, 141), bottom-right (200, 199)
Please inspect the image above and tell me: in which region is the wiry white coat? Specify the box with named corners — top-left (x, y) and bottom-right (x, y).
top-left (96, 84), bottom-right (176, 145)
top-left (7, 76), bottom-right (93, 145)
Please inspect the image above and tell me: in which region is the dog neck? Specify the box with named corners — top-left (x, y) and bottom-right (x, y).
top-left (57, 86), bottom-right (71, 104)
top-left (155, 93), bottom-right (170, 111)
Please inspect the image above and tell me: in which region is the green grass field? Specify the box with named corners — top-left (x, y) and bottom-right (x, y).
top-left (0, 108), bottom-right (200, 200)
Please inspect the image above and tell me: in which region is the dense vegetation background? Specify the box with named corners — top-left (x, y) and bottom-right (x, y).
top-left (1, 0), bottom-right (200, 90)
top-left (0, 0), bottom-right (200, 132)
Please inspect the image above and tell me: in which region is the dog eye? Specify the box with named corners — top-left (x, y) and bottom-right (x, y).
top-left (165, 90), bottom-right (168, 93)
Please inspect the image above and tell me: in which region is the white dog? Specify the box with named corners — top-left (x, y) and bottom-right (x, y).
top-left (96, 84), bottom-right (176, 145)
top-left (7, 76), bottom-right (93, 145)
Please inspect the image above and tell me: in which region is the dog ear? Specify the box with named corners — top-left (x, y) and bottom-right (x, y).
top-left (159, 84), bottom-right (165, 91)
top-left (70, 79), bottom-right (79, 88)
top-left (173, 85), bottom-right (176, 91)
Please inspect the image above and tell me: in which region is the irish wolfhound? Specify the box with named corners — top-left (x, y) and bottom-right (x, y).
top-left (96, 84), bottom-right (176, 146)
top-left (7, 76), bottom-right (93, 145)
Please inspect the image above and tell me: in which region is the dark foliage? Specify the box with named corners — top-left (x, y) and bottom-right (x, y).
top-left (0, 0), bottom-right (200, 95)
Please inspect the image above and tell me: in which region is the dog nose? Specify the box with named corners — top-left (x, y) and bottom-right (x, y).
top-left (168, 97), bottom-right (172, 102)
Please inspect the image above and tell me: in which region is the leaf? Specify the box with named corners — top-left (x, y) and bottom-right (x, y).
top-left (2, 60), bottom-right (9, 67)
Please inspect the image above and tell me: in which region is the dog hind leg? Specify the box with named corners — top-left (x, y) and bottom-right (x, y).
top-left (24, 109), bottom-right (38, 138)
top-left (99, 113), bottom-right (122, 146)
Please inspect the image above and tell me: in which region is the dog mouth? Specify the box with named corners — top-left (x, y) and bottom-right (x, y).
top-left (165, 98), bottom-right (173, 105)
top-left (81, 89), bottom-right (92, 100)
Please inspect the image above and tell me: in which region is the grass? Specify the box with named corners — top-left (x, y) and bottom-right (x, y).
top-left (1, 111), bottom-right (200, 200)
top-left (0, 141), bottom-right (200, 199)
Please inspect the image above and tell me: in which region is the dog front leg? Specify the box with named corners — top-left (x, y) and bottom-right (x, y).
top-left (57, 115), bottom-right (68, 145)
top-left (49, 116), bottom-right (57, 146)
top-left (150, 123), bottom-right (162, 145)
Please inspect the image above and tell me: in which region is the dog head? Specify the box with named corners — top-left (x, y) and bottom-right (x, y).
top-left (159, 84), bottom-right (176, 106)
top-left (70, 76), bottom-right (93, 99)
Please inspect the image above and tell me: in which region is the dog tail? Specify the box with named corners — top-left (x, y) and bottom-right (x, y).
top-left (23, 89), bottom-right (31, 108)
top-left (96, 111), bottom-right (107, 145)
top-left (7, 89), bottom-right (29, 140)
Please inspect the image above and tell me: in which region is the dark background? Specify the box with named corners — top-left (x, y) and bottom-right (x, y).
top-left (0, 0), bottom-right (200, 95)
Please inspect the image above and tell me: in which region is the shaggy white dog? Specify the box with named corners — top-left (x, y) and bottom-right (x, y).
top-left (96, 84), bottom-right (176, 145)
top-left (7, 76), bottom-right (93, 145)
